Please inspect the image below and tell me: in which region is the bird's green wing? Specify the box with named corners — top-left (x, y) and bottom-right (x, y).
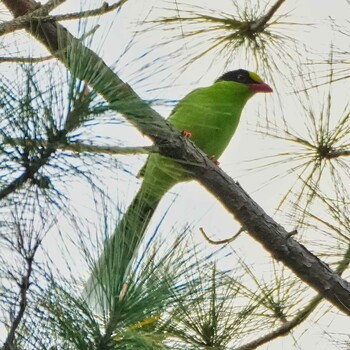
top-left (139, 81), bottom-right (253, 177)
top-left (169, 80), bottom-right (253, 159)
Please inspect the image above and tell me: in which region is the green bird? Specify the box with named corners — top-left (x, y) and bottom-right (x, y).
top-left (85, 69), bottom-right (272, 306)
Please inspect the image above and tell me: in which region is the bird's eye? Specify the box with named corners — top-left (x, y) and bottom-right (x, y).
top-left (236, 74), bottom-right (245, 82)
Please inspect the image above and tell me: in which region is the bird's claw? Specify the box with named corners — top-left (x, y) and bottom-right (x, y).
top-left (209, 156), bottom-right (220, 165)
top-left (181, 130), bottom-right (192, 138)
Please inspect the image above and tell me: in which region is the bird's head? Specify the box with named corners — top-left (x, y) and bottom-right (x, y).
top-left (217, 69), bottom-right (273, 93)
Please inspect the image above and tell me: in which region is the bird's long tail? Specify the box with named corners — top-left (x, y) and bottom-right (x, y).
top-left (84, 156), bottom-right (182, 309)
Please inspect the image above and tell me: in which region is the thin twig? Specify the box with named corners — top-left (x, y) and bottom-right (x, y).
top-left (0, 133), bottom-right (62, 200)
top-left (36, 0), bottom-right (67, 15)
top-left (0, 135), bottom-right (155, 200)
top-left (30, 1), bottom-right (129, 23)
top-left (0, 0), bottom-right (126, 37)
top-left (234, 295), bottom-right (321, 350)
top-left (324, 149), bottom-right (350, 158)
top-left (0, 0), bottom-right (64, 35)
top-left (199, 226), bottom-right (245, 245)
top-left (250, 0), bottom-right (286, 32)
top-left (0, 55), bottom-right (53, 63)
top-left (2, 243), bottom-right (39, 350)
top-left (62, 142), bottom-right (156, 155)
top-left (3, 137), bottom-right (157, 155)
top-left (234, 243), bottom-right (350, 350)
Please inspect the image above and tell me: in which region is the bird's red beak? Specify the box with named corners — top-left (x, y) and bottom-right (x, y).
top-left (249, 82), bottom-right (273, 93)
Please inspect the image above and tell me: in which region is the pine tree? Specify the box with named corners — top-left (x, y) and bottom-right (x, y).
top-left (0, 1), bottom-right (350, 349)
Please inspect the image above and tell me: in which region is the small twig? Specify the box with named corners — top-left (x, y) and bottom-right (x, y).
top-left (285, 229), bottom-right (298, 239)
top-left (250, 0), bottom-right (286, 32)
top-left (36, 0), bottom-right (67, 15)
top-left (0, 131), bottom-right (65, 200)
top-left (29, 1), bottom-right (129, 23)
top-left (235, 243), bottom-right (350, 350)
top-left (2, 137), bottom-right (157, 155)
top-left (199, 226), bottom-right (245, 245)
top-left (0, 0), bottom-right (126, 37)
top-left (0, 55), bottom-right (53, 63)
top-left (234, 295), bottom-right (321, 350)
top-left (325, 149), bottom-right (350, 159)
top-left (63, 142), bottom-right (157, 155)
top-left (0, 25), bottom-right (97, 63)
top-left (63, 143), bottom-right (156, 155)
top-left (2, 244), bottom-right (39, 350)
top-left (0, 135), bottom-right (155, 200)
top-left (0, 0), bottom-right (65, 36)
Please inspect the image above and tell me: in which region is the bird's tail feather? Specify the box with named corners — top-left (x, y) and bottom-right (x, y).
top-left (83, 169), bottom-right (175, 311)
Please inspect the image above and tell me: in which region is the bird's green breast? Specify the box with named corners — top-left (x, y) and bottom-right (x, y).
top-left (169, 81), bottom-right (253, 159)
top-left (140, 81), bottom-right (254, 195)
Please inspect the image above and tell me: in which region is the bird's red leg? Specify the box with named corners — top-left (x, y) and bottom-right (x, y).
top-left (180, 131), bottom-right (219, 165)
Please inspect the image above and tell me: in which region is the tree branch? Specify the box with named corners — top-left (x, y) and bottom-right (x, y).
top-left (3, 137), bottom-right (157, 155)
top-left (0, 131), bottom-right (66, 200)
top-left (250, 0), bottom-right (286, 32)
top-left (60, 142), bottom-right (156, 155)
top-left (0, 0), bottom-right (126, 36)
top-left (324, 148), bottom-right (350, 159)
top-left (2, 243), bottom-right (38, 350)
top-left (0, 54), bottom-right (53, 63)
top-left (235, 295), bottom-right (321, 350)
top-left (235, 244), bottom-right (350, 349)
top-left (4, 0), bottom-right (350, 316)
top-left (199, 226), bottom-right (244, 245)
top-left (29, 1), bottom-right (130, 23)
